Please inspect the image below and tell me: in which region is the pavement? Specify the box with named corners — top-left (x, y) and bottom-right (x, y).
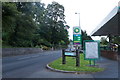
top-left (2, 50), bottom-right (119, 79)
top-left (92, 57), bottom-right (118, 78)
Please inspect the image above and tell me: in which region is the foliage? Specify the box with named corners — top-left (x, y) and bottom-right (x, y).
top-left (45, 1), bottom-right (69, 47)
top-left (2, 3), bottom-right (19, 45)
top-left (2, 2), bottom-right (70, 48)
top-left (81, 30), bottom-right (92, 48)
top-left (100, 37), bottom-right (108, 45)
top-left (111, 36), bottom-right (120, 44)
top-left (42, 45), bottom-right (50, 50)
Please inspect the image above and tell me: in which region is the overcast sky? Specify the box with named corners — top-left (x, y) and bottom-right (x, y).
top-left (41, 0), bottom-right (119, 40)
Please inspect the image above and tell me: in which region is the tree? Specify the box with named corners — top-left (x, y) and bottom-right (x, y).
top-left (46, 1), bottom-right (65, 22)
top-left (2, 2), bottom-right (19, 45)
top-left (41, 1), bottom-right (69, 48)
top-left (100, 37), bottom-right (108, 45)
top-left (2, 2), bottom-right (70, 49)
top-left (111, 36), bottom-right (120, 45)
top-left (10, 2), bottom-right (37, 47)
top-left (81, 30), bottom-right (92, 48)
top-left (2, 2), bottom-right (37, 47)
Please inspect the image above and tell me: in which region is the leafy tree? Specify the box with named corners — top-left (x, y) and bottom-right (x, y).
top-left (11, 2), bottom-right (37, 47)
top-left (2, 2), bottom-right (37, 47)
top-left (29, 2), bottom-right (47, 47)
top-left (41, 1), bottom-right (69, 48)
top-left (46, 1), bottom-right (65, 22)
top-left (111, 36), bottom-right (120, 45)
top-left (81, 30), bottom-right (92, 48)
top-left (100, 37), bottom-right (108, 45)
top-left (2, 2), bottom-right (19, 45)
top-left (2, 2), bottom-right (70, 49)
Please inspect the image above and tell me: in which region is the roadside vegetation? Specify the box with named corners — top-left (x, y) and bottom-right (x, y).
top-left (2, 2), bottom-right (92, 49)
top-left (100, 36), bottom-right (120, 51)
top-left (49, 54), bottom-right (104, 72)
top-left (2, 2), bottom-right (69, 49)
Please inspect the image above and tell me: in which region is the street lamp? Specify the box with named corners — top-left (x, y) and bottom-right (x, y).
top-left (75, 12), bottom-right (81, 50)
top-left (75, 12), bottom-right (80, 28)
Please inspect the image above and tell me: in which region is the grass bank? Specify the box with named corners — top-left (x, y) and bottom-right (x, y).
top-left (49, 54), bottom-right (104, 72)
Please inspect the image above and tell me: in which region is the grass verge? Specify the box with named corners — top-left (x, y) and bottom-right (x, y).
top-left (49, 54), bottom-right (104, 72)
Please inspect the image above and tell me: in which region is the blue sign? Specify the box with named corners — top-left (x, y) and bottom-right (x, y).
top-left (73, 34), bottom-right (81, 45)
top-left (65, 52), bottom-right (76, 56)
top-left (73, 34), bottom-right (81, 36)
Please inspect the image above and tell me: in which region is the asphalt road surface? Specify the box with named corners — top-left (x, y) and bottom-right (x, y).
top-left (2, 50), bottom-right (118, 78)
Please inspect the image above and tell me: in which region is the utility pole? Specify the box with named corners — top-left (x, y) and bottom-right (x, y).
top-left (75, 12), bottom-right (81, 50)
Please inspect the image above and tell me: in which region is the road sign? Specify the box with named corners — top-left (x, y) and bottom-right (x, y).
top-left (62, 49), bottom-right (80, 67)
top-left (73, 34), bottom-right (81, 45)
top-left (65, 52), bottom-right (76, 56)
top-left (73, 27), bottom-right (81, 45)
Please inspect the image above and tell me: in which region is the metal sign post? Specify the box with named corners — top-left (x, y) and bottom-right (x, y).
top-left (76, 49), bottom-right (80, 67)
top-left (72, 27), bottom-right (81, 66)
top-left (62, 49), bottom-right (66, 64)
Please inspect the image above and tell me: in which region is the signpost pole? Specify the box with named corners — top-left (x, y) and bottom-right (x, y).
top-left (93, 60), bottom-right (96, 66)
top-left (62, 49), bottom-right (66, 64)
top-left (89, 60), bottom-right (92, 66)
top-left (76, 49), bottom-right (80, 67)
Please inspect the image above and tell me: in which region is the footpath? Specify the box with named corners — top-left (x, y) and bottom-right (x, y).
top-left (92, 56), bottom-right (118, 78)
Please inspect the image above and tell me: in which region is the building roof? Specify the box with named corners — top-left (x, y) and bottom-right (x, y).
top-left (91, 6), bottom-right (120, 36)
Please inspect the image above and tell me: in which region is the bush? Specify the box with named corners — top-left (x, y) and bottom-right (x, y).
top-left (42, 46), bottom-right (50, 50)
top-left (35, 45), bottom-right (41, 48)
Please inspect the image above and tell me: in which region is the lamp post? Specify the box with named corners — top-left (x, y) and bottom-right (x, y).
top-left (75, 12), bottom-right (80, 28)
top-left (75, 12), bottom-right (81, 50)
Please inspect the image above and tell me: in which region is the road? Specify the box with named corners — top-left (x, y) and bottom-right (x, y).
top-left (2, 50), bottom-right (118, 78)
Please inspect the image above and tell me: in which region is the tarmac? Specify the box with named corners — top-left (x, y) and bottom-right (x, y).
top-left (47, 56), bottom-right (119, 78)
top-left (92, 56), bottom-right (118, 78)
top-left (2, 50), bottom-right (119, 79)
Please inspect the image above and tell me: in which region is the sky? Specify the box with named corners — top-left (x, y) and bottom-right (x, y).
top-left (41, 0), bottom-right (119, 40)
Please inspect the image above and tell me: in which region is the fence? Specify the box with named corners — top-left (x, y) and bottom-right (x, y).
top-left (2, 48), bottom-right (43, 57)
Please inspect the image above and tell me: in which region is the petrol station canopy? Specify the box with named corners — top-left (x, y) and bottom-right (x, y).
top-left (91, 6), bottom-right (120, 36)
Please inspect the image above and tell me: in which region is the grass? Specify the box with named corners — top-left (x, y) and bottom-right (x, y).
top-left (49, 54), bottom-right (104, 72)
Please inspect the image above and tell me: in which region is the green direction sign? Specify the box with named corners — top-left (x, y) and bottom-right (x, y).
top-left (73, 35), bottom-right (81, 41)
top-left (73, 34), bottom-right (81, 45)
